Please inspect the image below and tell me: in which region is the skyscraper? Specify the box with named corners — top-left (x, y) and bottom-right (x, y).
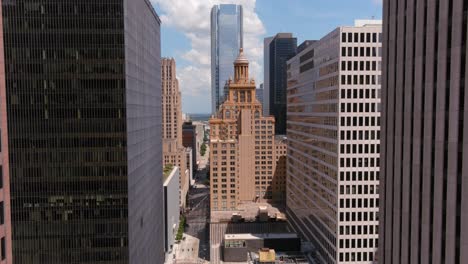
top-left (162, 58), bottom-right (189, 208)
top-left (0, 2), bottom-right (12, 260)
top-left (286, 21), bottom-right (382, 263)
top-left (379, 1), bottom-right (468, 263)
top-left (0, 1), bottom-right (164, 263)
top-left (211, 4), bottom-right (243, 114)
top-left (209, 49), bottom-right (287, 211)
top-left (263, 36), bottom-right (273, 117)
top-left (266, 33), bottom-right (297, 135)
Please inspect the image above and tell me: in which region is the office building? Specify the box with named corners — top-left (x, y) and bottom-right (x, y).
top-left (0, 85), bottom-right (11, 262)
top-left (0, 1), bottom-right (164, 263)
top-left (0, 4), bottom-right (11, 256)
top-left (162, 58), bottom-right (189, 208)
top-left (379, 1), bottom-right (468, 263)
top-left (163, 166), bottom-right (180, 255)
top-left (286, 21), bottom-right (382, 263)
top-left (209, 49), bottom-right (287, 211)
top-left (256, 83), bottom-right (264, 105)
top-left (211, 4), bottom-right (243, 114)
top-left (265, 33), bottom-right (297, 134)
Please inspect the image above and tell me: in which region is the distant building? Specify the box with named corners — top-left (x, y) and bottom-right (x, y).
top-left (265, 33), bottom-right (297, 134)
top-left (185, 148), bottom-right (194, 185)
top-left (209, 49), bottom-right (287, 211)
top-left (162, 58), bottom-right (190, 208)
top-left (0, 1), bottom-right (165, 262)
top-left (182, 121), bottom-right (197, 171)
top-left (211, 4), bottom-right (243, 114)
top-left (286, 21), bottom-right (382, 263)
top-left (163, 166), bottom-right (180, 255)
top-left (256, 83), bottom-right (264, 105)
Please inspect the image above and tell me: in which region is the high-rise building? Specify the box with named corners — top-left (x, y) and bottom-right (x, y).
top-left (209, 49), bottom-right (287, 211)
top-left (286, 21), bottom-right (382, 263)
top-left (0, 1), bottom-right (164, 263)
top-left (265, 33), bottom-right (297, 135)
top-left (263, 37), bottom-right (273, 117)
top-left (162, 58), bottom-right (189, 208)
top-left (211, 4), bottom-right (243, 114)
top-left (256, 83), bottom-right (264, 105)
top-left (379, 1), bottom-right (468, 263)
top-left (0, 4), bottom-right (12, 258)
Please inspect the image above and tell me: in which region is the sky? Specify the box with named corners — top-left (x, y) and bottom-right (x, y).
top-left (151, 0), bottom-right (383, 114)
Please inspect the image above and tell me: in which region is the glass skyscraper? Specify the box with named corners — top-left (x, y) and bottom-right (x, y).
top-left (0, 0), bottom-right (164, 263)
top-left (211, 4), bottom-right (243, 114)
top-left (266, 33), bottom-right (297, 135)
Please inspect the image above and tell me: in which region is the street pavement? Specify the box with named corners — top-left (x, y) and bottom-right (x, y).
top-left (171, 148), bottom-right (210, 264)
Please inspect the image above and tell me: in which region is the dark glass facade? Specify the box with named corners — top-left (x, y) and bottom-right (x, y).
top-left (268, 34), bottom-right (297, 135)
top-left (1, 0), bottom-right (163, 263)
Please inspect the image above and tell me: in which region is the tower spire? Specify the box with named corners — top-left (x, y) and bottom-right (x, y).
top-left (234, 48), bottom-right (249, 82)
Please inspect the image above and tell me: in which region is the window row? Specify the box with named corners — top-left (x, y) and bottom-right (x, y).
top-left (341, 46), bottom-right (382, 57)
top-left (339, 211), bottom-right (379, 223)
top-left (341, 60), bottom-right (381, 72)
top-left (340, 87), bottom-right (380, 99)
top-left (339, 170), bottom-right (379, 182)
top-left (339, 251), bottom-right (376, 263)
top-left (340, 143), bottom-right (380, 154)
top-left (340, 116), bottom-right (381, 127)
top-left (340, 184), bottom-right (379, 195)
top-left (340, 157), bottom-right (380, 168)
top-left (340, 225), bottom-right (379, 237)
top-left (340, 102), bottom-right (380, 113)
top-left (342, 32), bottom-right (382, 43)
top-left (340, 211), bottom-right (379, 224)
top-left (339, 198), bottom-right (379, 209)
top-left (212, 178), bottom-right (236, 183)
top-left (212, 189), bottom-right (236, 194)
top-left (341, 74), bottom-right (382, 85)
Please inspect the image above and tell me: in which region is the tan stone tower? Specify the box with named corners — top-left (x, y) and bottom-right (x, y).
top-left (162, 58), bottom-right (189, 208)
top-left (209, 49), bottom-right (286, 211)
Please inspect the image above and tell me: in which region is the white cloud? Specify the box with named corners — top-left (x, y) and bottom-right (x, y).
top-left (152, 0), bottom-right (266, 103)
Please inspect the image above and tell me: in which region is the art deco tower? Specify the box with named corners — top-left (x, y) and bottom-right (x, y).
top-left (162, 58), bottom-right (189, 208)
top-left (209, 49), bottom-right (287, 211)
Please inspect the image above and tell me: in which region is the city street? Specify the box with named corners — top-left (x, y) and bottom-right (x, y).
top-left (173, 148), bottom-right (210, 263)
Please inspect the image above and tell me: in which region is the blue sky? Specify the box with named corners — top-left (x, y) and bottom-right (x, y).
top-left (152, 0), bottom-right (382, 114)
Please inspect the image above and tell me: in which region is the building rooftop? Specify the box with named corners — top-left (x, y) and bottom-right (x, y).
top-left (354, 19), bottom-right (383, 27)
top-left (163, 165), bottom-right (177, 185)
top-left (211, 202), bottom-right (285, 222)
top-left (224, 233), bottom-right (298, 240)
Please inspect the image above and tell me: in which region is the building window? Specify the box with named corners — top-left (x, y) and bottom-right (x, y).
top-left (1, 237), bottom-right (4, 260)
top-left (0, 202), bottom-right (3, 225)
